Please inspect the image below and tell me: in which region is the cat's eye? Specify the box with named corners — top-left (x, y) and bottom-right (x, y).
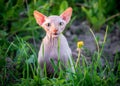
top-left (59, 22), bottom-right (64, 26)
top-left (46, 23), bottom-right (51, 27)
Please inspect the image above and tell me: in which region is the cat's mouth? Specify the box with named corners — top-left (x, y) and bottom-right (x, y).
top-left (52, 33), bottom-right (59, 37)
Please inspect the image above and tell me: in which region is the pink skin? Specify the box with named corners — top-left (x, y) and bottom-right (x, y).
top-left (34, 7), bottom-right (73, 74)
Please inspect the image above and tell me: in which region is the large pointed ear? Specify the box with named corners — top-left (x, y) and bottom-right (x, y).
top-left (60, 7), bottom-right (72, 24)
top-left (33, 10), bottom-right (47, 26)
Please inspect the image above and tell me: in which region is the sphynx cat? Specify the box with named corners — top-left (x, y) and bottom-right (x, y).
top-left (34, 7), bottom-right (74, 76)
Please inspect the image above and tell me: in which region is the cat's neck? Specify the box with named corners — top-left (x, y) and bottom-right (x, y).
top-left (43, 34), bottom-right (63, 47)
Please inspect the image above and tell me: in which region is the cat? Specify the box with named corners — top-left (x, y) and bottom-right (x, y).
top-left (33, 7), bottom-right (74, 76)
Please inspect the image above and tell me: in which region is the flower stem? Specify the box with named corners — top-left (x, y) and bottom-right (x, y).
top-left (75, 48), bottom-right (81, 68)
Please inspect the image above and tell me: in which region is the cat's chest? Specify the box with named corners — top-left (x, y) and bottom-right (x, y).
top-left (43, 40), bottom-right (68, 59)
top-left (44, 40), bottom-right (61, 58)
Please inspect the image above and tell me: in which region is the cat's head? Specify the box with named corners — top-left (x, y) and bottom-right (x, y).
top-left (33, 7), bottom-right (72, 38)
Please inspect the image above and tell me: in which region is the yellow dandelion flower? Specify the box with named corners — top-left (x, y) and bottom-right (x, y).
top-left (77, 41), bottom-right (84, 48)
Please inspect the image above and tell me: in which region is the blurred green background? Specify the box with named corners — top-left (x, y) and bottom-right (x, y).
top-left (0, 0), bottom-right (120, 85)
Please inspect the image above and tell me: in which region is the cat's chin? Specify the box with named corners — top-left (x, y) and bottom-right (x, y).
top-left (52, 34), bottom-right (59, 38)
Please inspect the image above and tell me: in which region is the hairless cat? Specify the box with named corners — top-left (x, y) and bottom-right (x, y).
top-left (34, 7), bottom-right (74, 76)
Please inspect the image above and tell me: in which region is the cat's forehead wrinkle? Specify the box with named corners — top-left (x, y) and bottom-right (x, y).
top-left (47, 16), bottom-right (62, 22)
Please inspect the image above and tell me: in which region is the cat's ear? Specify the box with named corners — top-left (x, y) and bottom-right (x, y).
top-left (60, 7), bottom-right (72, 24)
top-left (33, 10), bottom-right (47, 26)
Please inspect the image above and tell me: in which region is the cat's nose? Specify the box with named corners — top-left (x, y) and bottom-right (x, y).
top-left (53, 29), bottom-right (58, 33)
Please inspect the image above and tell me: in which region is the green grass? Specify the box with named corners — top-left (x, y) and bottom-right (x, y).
top-left (0, 0), bottom-right (120, 86)
top-left (1, 25), bottom-right (119, 86)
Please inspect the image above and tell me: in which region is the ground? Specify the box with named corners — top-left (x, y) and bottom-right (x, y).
top-left (65, 20), bottom-right (120, 66)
